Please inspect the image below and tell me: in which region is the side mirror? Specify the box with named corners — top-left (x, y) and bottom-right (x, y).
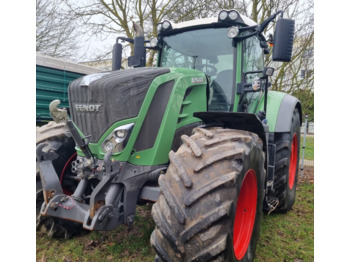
top-left (272, 18), bottom-right (295, 62)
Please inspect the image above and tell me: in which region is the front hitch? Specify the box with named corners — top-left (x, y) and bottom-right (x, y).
top-left (36, 143), bottom-right (63, 204)
top-left (36, 143), bottom-right (125, 231)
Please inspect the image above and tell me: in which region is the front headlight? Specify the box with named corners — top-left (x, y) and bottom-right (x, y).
top-left (101, 123), bottom-right (134, 153)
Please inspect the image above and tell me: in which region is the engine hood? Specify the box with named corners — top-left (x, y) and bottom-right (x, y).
top-left (68, 67), bottom-right (170, 142)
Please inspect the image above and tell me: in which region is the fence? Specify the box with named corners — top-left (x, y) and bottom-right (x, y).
top-left (300, 116), bottom-right (314, 177)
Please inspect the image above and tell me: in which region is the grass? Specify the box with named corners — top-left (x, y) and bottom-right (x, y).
top-left (36, 204), bottom-right (156, 262)
top-left (300, 135), bottom-right (314, 161)
top-left (255, 181), bottom-right (314, 261)
top-left (37, 175), bottom-right (314, 262)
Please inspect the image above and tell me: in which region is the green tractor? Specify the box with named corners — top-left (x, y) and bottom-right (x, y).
top-left (36, 9), bottom-right (301, 261)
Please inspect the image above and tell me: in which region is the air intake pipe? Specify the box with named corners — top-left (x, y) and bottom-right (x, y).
top-left (112, 22), bottom-right (146, 70)
top-left (128, 22), bottom-right (146, 67)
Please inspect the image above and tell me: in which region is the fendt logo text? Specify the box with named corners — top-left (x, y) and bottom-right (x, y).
top-left (75, 104), bottom-right (102, 112)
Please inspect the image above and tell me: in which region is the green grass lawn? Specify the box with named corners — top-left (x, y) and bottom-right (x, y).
top-left (300, 135), bottom-right (314, 161)
top-left (255, 181), bottom-right (314, 261)
top-left (36, 178), bottom-right (314, 262)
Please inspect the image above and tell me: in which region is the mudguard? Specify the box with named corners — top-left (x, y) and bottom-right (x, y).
top-left (275, 93), bottom-right (302, 132)
top-left (255, 91), bottom-right (302, 133)
top-left (193, 111), bottom-right (268, 170)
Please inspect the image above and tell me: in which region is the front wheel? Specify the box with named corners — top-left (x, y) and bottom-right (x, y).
top-left (151, 127), bottom-right (265, 261)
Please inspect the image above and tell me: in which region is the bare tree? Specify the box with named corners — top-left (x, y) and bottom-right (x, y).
top-left (36, 0), bottom-right (81, 60)
top-left (62, 0), bottom-right (217, 64)
top-left (58, 0), bottom-right (314, 106)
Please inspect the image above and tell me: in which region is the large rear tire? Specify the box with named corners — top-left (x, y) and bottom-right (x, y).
top-left (151, 127), bottom-right (265, 262)
top-left (273, 109), bottom-right (301, 212)
top-left (36, 121), bottom-right (83, 239)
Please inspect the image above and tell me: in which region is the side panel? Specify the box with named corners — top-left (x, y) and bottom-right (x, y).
top-left (82, 68), bottom-right (207, 165)
top-left (133, 80), bottom-right (175, 151)
top-left (129, 68), bottom-right (207, 165)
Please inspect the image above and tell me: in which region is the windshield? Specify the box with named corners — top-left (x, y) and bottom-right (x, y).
top-left (159, 28), bottom-right (235, 111)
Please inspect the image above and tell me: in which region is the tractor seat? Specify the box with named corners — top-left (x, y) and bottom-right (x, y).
top-left (209, 70), bottom-right (233, 111)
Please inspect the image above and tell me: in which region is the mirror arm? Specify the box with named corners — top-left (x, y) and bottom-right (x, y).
top-left (234, 9), bottom-right (283, 43)
top-left (234, 30), bottom-right (258, 42)
top-left (257, 10), bottom-right (284, 34)
top-left (117, 37), bottom-right (134, 44)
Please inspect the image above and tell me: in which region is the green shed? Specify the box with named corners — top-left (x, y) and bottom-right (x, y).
top-left (36, 54), bottom-right (103, 124)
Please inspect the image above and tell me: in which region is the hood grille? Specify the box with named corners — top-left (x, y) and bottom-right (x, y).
top-left (68, 67), bottom-right (170, 142)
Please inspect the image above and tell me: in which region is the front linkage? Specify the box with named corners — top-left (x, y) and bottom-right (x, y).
top-left (37, 100), bottom-right (165, 231)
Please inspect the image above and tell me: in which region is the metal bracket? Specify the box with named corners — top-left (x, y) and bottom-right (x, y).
top-left (104, 151), bottom-right (121, 175)
top-left (37, 143), bottom-right (63, 204)
top-left (36, 143), bottom-right (58, 162)
top-left (266, 143), bottom-right (277, 192)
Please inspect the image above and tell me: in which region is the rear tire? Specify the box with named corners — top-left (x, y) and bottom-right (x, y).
top-left (151, 127), bottom-right (265, 261)
top-left (36, 122), bottom-right (83, 239)
top-left (273, 109), bottom-right (301, 212)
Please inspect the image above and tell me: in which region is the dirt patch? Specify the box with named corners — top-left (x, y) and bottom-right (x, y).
top-left (298, 166), bottom-right (314, 184)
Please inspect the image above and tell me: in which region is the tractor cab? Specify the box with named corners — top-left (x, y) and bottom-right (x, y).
top-left (113, 9), bottom-right (294, 115)
top-left (156, 20), bottom-right (265, 112)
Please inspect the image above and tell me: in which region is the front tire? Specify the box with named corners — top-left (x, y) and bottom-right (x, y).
top-left (151, 127), bottom-right (265, 261)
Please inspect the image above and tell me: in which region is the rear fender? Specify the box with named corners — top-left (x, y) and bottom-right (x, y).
top-left (256, 91), bottom-right (302, 133)
top-left (275, 94), bottom-right (302, 132)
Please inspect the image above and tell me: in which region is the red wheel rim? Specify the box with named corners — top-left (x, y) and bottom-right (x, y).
top-left (60, 152), bottom-right (77, 195)
top-left (233, 169), bottom-right (258, 260)
top-left (288, 134), bottom-right (298, 190)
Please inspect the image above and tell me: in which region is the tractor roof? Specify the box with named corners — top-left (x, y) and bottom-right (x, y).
top-left (171, 15), bottom-right (257, 30)
top-left (157, 10), bottom-right (257, 36)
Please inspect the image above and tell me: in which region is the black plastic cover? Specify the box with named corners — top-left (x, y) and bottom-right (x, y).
top-left (68, 67), bottom-right (170, 142)
top-left (272, 19), bottom-right (295, 62)
top-left (193, 111), bottom-right (267, 153)
top-left (133, 80), bottom-right (174, 151)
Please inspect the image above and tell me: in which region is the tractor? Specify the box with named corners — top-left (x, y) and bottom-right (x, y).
top-left (36, 9), bottom-right (301, 262)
